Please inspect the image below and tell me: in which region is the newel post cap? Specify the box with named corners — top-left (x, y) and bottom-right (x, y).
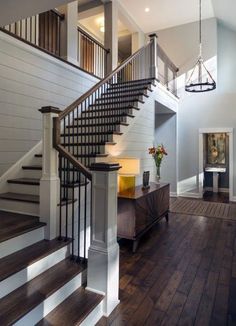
top-left (90, 162), bottom-right (121, 172)
top-left (39, 106), bottom-right (62, 114)
top-left (149, 33), bottom-right (158, 39)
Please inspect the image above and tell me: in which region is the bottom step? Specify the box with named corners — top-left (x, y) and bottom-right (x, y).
top-left (37, 287), bottom-right (104, 326)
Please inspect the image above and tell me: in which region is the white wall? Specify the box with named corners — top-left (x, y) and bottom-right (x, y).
top-left (155, 112), bottom-right (177, 194)
top-left (0, 31), bottom-right (98, 176)
top-left (155, 19), bottom-right (236, 198)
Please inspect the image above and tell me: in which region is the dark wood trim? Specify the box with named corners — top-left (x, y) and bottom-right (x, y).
top-left (90, 162), bottom-right (121, 172)
top-left (39, 106), bottom-right (61, 114)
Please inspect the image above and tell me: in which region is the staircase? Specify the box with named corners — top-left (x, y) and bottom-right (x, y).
top-left (0, 35), bottom-right (178, 324)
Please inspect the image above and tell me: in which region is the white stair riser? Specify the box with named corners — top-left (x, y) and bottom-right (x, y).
top-left (80, 299), bottom-right (104, 326)
top-left (69, 124), bottom-right (126, 134)
top-left (82, 108), bottom-right (134, 117)
top-left (62, 145), bottom-right (106, 156)
top-left (8, 183), bottom-right (39, 196)
top-left (74, 116), bottom-right (134, 126)
top-left (108, 85), bottom-right (151, 92)
top-left (14, 272), bottom-right (85, 326)
top-left (96, 95), bottom-right (144, 103)
top-left (0, 226), bottom-right (44, 259)
top-left (90, 100), bottom-right (140, 110)
top-left (65, 125), bottom-right (121, 134)
top-left (22, 170), bottom-right (42, 179)
top-left (0, 200), bottom-right (39, 216)
top-left (61, 134), bottom-right (114, 143)
top-left (0, 244), bottom-right (70, 299)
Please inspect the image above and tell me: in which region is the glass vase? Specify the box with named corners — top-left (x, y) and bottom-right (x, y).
top-left (156, 165), bottom-right (161, 183)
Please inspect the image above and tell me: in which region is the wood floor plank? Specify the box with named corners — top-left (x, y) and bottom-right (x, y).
top-left (96, 211), bottom-right (236, 326)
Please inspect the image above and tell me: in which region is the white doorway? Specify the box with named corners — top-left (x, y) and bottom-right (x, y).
top-left (199, 128), bottom-right (233, 202)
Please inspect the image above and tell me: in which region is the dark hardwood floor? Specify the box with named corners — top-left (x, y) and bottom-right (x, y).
top-left (203, 191), bottom-right (229, 204)
top-left (97, 212), bottom-right (236, 326)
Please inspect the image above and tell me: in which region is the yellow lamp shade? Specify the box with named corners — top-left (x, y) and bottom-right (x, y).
top-left (114, 158), bottom-right (140, 175)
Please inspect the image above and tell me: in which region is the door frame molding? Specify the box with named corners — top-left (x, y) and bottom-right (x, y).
top-left (199, 127), bottom-right (234, 202)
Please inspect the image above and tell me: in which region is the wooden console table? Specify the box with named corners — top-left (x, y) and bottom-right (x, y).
top-left (117, 182), bottom-right (170, 252)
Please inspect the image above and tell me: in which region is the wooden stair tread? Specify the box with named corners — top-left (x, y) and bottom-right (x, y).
top-left (22, 165), bottom-right (42, 170)
top-left (7, 178), bottom-right (40, 185)
top-left (0, 238), bottom-right (71, 282)
top-left (76, 113), bottom-right (134, 120)
top-left (74, 153), bottom-right (108, 158)
top-left (89, 99), bottom-right (144, 107)
top-left (106, 86), bottom-right (152, 93)
top-left (61, 142), bottom-right (116, 146)
top-left (0, 192), bottom-right (39, 203)
top-left (86, 106), bottom-right (140, 113)
top-left (0, 210), bottom-right (44, 243)
top-left (61, 131), bottom-right (122, 137)
top-left (110, 77), bottom-right (155, 86)
top-left (66, 121), bottom-right (129, 128)
top-left (37, 287), bottom-right (104, 326)
top-left (0, 258), bottom-right (85, 325)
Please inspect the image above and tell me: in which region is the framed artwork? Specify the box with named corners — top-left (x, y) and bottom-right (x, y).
top-left (207, 133), bottom-right (226, 165)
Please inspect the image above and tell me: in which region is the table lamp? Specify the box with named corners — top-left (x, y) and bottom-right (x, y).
top-left (115, 158), bottom-right (140, 193)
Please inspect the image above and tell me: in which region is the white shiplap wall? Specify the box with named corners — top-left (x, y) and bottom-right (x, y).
top-left (0, 31), bottom-right (99, 176)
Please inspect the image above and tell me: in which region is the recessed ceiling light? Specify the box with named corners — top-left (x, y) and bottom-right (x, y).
top-left (145, 7), bottom-right (150, 12)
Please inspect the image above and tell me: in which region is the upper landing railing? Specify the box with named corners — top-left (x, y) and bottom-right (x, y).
top-left (1, 9), bottom-right (109, 79)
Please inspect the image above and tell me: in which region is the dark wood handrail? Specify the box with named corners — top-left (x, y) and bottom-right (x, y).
top-left (58, 41), bottom-right (152, 120)
top-left (53, 117), bottom-right (92, 179)
top-left (78, 26), bottom-right (109, 53)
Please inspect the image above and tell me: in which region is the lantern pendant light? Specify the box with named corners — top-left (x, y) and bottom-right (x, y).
top-left (185, 0), bottom-right (216, 93)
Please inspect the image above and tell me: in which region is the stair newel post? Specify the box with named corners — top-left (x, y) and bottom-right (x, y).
top-left (39, 106), bottom-right (61, 240)
top-left (149, 33), bottom-right (158, 79)
top-left (87, 162), bottom-right (120, 316)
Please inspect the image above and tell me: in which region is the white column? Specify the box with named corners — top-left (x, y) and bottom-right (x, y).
top-left (87, 162), bottom-right (120, 316)
top-left (149, 33), bottom-right (158, 79)
top-left (59, 0), bottom-right (78, 65)
top-left (39, 106), bottom-right (61, 240)
top-left (104, 0), bottom-right (118, 74)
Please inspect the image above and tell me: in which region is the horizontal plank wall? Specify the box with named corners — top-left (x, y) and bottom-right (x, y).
top-left (0, 31), bottom-right (98, 176)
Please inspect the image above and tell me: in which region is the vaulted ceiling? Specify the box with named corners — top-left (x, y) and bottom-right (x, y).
top-left (119, 0), bottom-right (236, 32)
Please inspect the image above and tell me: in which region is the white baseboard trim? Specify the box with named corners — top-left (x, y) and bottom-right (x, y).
top-left (170, 192), bottom-right (177, 197)
top-left (178, 192), bottom-right (202, 199)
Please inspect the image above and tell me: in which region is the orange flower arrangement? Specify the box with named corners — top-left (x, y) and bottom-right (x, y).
top-left (148, 144), bottom-right (168, 168)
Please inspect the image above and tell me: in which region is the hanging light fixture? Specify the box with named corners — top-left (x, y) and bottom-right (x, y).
top-left (185, 0), bottom-right (216, 93)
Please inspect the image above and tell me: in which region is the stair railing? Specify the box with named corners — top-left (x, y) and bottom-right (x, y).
top-left (53, 36), bottom-right (178, 261)
top-left (53, 40), bottom-right (154, 260)
top-left (78, 26), bottom-right (109, 79)
top-left (2, 9), bottom-right (64, 57)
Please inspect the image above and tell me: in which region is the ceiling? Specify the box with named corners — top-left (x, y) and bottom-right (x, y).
top-left (119, 0), bottom-right (236, 33)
